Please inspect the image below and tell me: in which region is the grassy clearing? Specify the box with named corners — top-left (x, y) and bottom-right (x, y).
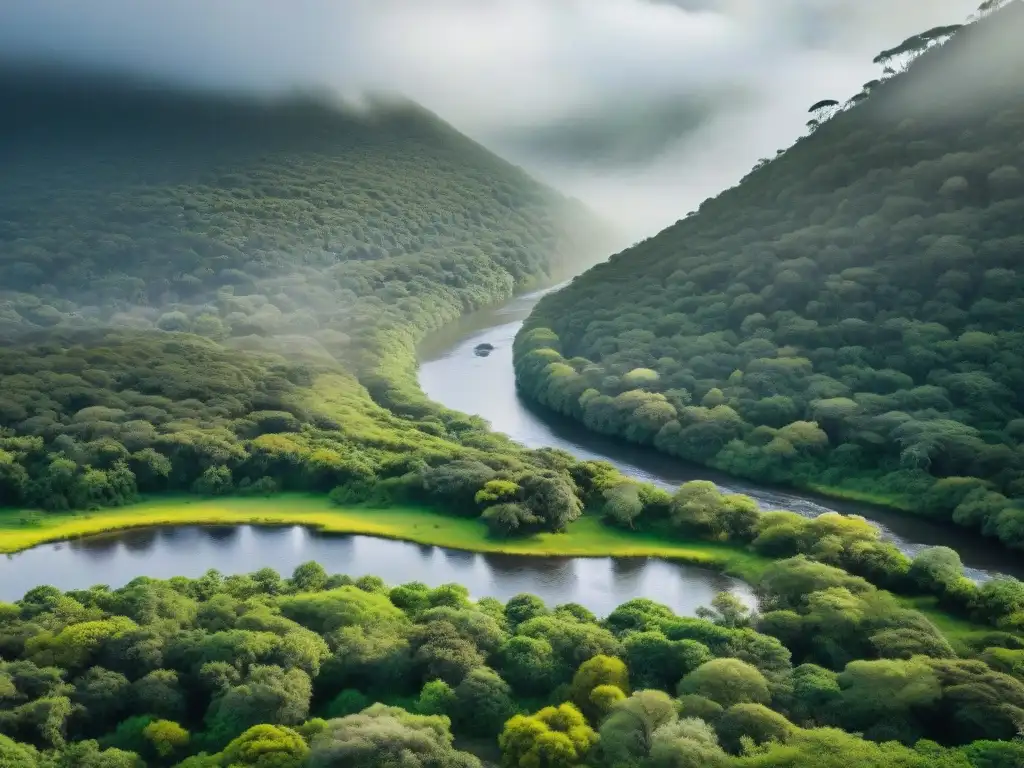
top-left (800, 482), bottom-right (915, 512)
top-left (0, 494), bottom-right (768, 579)
top-left (0, 494), bottom-right (1003, 649)
top-left (896, 595), bottom-right (997, 654)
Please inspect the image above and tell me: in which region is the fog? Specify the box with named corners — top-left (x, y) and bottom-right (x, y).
top-left (0, 0), bottom-right (981, 239)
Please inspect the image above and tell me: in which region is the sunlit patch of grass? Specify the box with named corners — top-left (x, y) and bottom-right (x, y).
top-left (896, 595), bottom-right (999, 654)
top-left (802, 483), bottom-right (915, 512)
top-left (2, 495), bottom-right (1007, 648)
top-left (0, 493), bottom-right (767, 579)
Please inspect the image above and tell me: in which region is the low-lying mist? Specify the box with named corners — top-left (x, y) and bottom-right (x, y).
top-left (0, 0), bottom-right (984, 239)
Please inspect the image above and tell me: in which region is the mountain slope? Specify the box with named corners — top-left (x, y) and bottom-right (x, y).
top-left (515, 1), bottom-right (1024, 549)
top-left (0, 69), bottom-right (613, 512)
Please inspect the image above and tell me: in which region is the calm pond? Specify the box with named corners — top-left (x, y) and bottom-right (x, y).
top-left (0, 525), bottom-right (752, 615)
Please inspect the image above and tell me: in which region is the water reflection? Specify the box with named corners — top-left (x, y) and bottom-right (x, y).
top-left (204, 526), bottom-right (240, 546)
top-left (122, 528), bottom-right (159, 552)
top-left (0, 525), bottom-right (752, 617)
top-left (441, 547), bottom-right (475, 567)
top-left (70, 534), bottom-right (120, 559)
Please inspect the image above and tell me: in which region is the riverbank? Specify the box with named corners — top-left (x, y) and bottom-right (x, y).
top-left (2, 494), bottom-right (1007, 651)
top-left (419, 300), bottom-right (1024, 581)
top-left (0, 494), bottom-right (769, 581)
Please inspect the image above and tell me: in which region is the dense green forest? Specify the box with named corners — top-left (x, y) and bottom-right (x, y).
top-left (515, 0), bottom-right (1024, 550)
top-left (0, 563), bottom-right (1023, 767)
top-left (0, 68), bottom-right (615, 515)
top-left (6, 6), bottom-right (1024, 763)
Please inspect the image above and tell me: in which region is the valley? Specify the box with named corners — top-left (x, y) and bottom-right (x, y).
top-left (3, 2), bottom-right (1024, 766)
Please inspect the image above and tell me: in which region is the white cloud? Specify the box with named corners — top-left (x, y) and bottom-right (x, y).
top-left (0, 0), bottom-right (981, 238)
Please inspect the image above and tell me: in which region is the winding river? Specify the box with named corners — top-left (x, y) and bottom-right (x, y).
top-left (419, 286), bottom-right (1024, 583)
top-left (0, 286), bottom-right (1017, 608)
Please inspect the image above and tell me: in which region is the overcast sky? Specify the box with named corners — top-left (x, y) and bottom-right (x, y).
top-left (0, 0), bottom-right (981, 239)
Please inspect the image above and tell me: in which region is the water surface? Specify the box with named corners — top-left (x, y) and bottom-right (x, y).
top-left (0, 524), bottom-right (752, 615)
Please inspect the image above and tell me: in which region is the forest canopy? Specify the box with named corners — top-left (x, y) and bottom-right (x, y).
top-left (514, 0), bottom-right (1024, 552)
top-left (0, 68), bottom-right (614, 514)
top-left (0, 565), bottom-right (1022, 767)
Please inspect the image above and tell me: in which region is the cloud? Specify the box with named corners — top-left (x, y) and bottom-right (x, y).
top-left (0, 0), bottom-right (981, 238)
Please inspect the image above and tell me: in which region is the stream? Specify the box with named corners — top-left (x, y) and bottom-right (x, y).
top-left (0, 286), bottom-right (1016, 607)
top-left (418, 286), bottom-right (1023, 583)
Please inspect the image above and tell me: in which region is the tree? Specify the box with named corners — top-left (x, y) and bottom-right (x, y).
top-left (141, 719), bottom-right (188, 759)
top-left (648, 718), bottom-right (727, 768)
top-left (784, 664), bottom-right (841, 727)
top-left (499, 703), bottom-right (597, 768)
top-left (482, 503), bottom-right (540, 537)
top-left (308, 704), bottom-right (481, 768)
top-left (131, 670), bottom-right (185, 722)
top-left (325, 689), bottom-right (370, 719)
top-left (808, 99), bottom-right (841, 126)
top-left (219, 724), bottom-right (309, 768)
top-left (570, 655), bottom-right (629, 717)
top-left (44, 740), bottom-right (142, 768)
top-left (669, 481), bottom-right (729, 537)
top-left (696, 592), bottom-right (753, 629)
top-left (908, 547), bottom-right (964, 590)
top-left (71, 667), bottom-right (130, 733)
top-left (715, 703), bottom-right (794, 754)
top-left (204, 666), bottom-right (312, 748)
top-left (589, 684), bottom-right (626, 720)
top-left (452, 667), bottom-right (516, 738)
top-left (623, 632), bottom-right (711, 691)
top-left (971, 578), bottom-right (1024, 623)
top-left (291, 562), bottom-right (328, 592)
top-left (496, 636), bottom-right (558, 695)
top-left (833, 658), bottom-right (941, 740)
top-left (678, 659), bottom-right (770, 708)
top-left (413, 620), bottom-right (486, 685)
top-left (602, 483), bottom-right (645, 529)
top-left (676, 694), bottom-right (725, 724)
top-left (505, 595), bottom-right (549, 628)
top-left (597, 689), bottom-right (677, 766)
top-left (416, 680), bottom-right (456, 717)
top-left (0, 734), bottom-right (38, 767)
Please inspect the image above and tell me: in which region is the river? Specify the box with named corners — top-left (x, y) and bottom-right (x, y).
top-left (0, 287), bottom-right (1015, 607)
top-left (418, 286), bottom-right (1023, 583)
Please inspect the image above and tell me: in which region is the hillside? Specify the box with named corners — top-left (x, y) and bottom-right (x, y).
top-left (0, 68), bottom-right (613, 513)
top-left (515, 1), bottom-right (1024, 549)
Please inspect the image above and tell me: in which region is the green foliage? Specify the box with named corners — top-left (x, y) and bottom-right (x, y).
top-left (0, 734), bottom-right (38, 766)
top-left (323, 689), bottom-right (369, 719)
top-left (219, 724), bottom-right (309, 768)
top-left (498, 703), bottom-right (597, 768)
top-left (513, 2), bottom-right (1024, 553)
top-left (308, 704), bottom-right (480, 768)
top-left (715, 703), bottom-right (794, 754)
top-left (415, 680), bottom-right (456, 717)
top-left (452, 667), bottom-right (516, 738)
top-left (596, 689), bottom-right (678, 766)
top-left (0, 69), bottom-right (612, 525)
top-left (141, 719), bottom-right (189, 758)
top-left (0, 567), bottom-right (1020, 765)
top-left (678, 659), bottom-right (770, 709)
top-left (570, 655), bottom-right (629, 717)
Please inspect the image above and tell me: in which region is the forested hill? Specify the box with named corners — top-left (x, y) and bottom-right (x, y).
top-left (0, 69), bottom-right (607, 340)
top-left (0, 68), bottom-right (613, 512)
top-left (515, 1), bottom-right (1024, 549)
